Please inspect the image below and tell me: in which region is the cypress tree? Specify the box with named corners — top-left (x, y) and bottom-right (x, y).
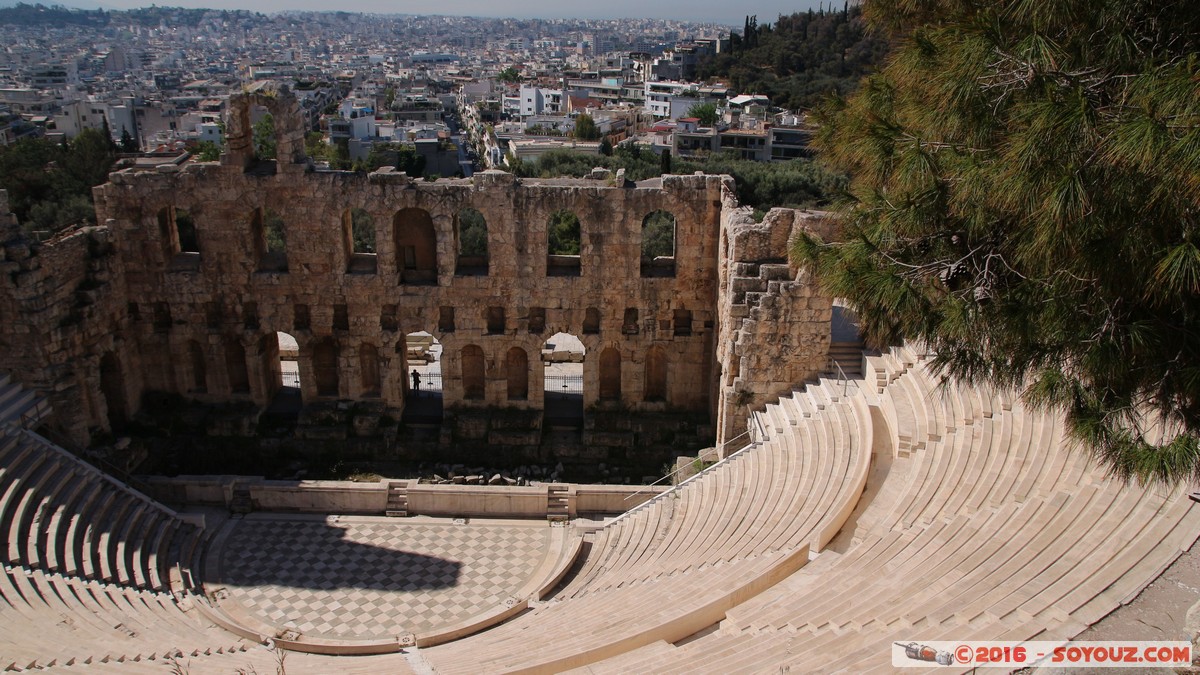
top-left (795, 0), bottom-right (1200, 483)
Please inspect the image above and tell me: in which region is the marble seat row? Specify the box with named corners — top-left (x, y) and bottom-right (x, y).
top-left (563, 348), bottom-right (1200, 673)
top-left (425, 376), bottom-right (874, 672)
top-left (0, 418), bottom-right (229, 671)
top-left (0, 429), bottom-right (206, 596)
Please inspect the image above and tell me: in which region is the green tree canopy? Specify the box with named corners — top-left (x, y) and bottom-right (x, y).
top-left (573, 114), bottom-right (601, 141)
top-left (698, 5), bottom-right (889, 110)
top-left (685, 102), bottom-right (718, 126)
top-left (0, 129), bottom-right (115, 235)
top-left (794, 0), bottom-right (1200, 484)
top-left (252, 113), bottom-right (275, 160)
top-left (496, 67), bottom-right (521, 83)
top-left (458, 208), bottom-right (488, 257)
top-left (547, 209), bottom-right (581, 255)
top-left (194, 140), bottom-right (221, 162)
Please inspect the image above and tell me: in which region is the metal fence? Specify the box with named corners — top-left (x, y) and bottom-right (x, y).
top-left (544, 373), bottom-right (583, 395)
top-left (412, 371), bottom-right (443, 393)
top-left (281, 362), bottom-right (300, 388)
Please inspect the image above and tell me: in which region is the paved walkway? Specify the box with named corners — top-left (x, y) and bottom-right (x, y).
top-left (212, 515), bottom-right (552, 640)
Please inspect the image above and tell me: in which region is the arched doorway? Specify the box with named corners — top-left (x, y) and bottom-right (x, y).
top-left (264, 331), bottom-right (303, 421)
top-left (542, 332), bottom-right (584, 428)
top-left (273, 332), bottom-right (301, 391)
top-left (403, 331), bottom-right (443, 423)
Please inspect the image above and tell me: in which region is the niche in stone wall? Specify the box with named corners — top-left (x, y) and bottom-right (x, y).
top-left (188, 340), bottom-right (207, 394)
top-left (583, 307), bottom-right (601, 335)
top-left (439, 306), bottom-right (456, 332)
top-left (622, 308), bottom-right (639, 335)
top-left (461, 344), bottom-right (486, 400)
top-left (360, 343), bottom-right (381, 398)
top-left (293, 304), bottom-right (310, 331)
top-left (645, 345), bottom-right (667, 402)
top-left (333, 304), bottom-right (350, 332)
top-left (99, 351), bottom-right (127, 429)
top-left (225, 338), bottom-right (251, 394)
top-left (528, 307), bottom-right (546, 334)
top-left (312, 338), bottom-right (339, 397)
top-left (506, 346), bottom-right (528, 401)
top-left (487, 306), bottom-right (506, 335)
top-left (599, 347), bottom-right (621, 401)
top-left (380, 304), bottom-right (398, 332)
top-left (673, 308), bottom-right (693, 337)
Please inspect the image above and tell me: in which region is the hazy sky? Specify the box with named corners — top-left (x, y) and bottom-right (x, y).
top-left (91, 0), bottom-right (838, 27)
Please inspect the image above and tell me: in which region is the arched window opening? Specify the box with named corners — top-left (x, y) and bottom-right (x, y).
top-left (546, 209), bottom-right (581, 277)
top-left (599, 347), bottom-right (622, 401)
top-left (345, 208), bottom-right (377, 274)
top-left (158, 206), bottom-right (200, 270)
top-left (252, 207), bottom-right (288, 272)
top-left (645, 346), bottom-right (667, 402)
top-left (394, 208), bottom-right (437, 285)
top-left (461, 344), bottom-right (486, 400)
top-left (506, 347), bottom-right (529, 401)
top-left (176, 209), bottom-right (199, 253)
top-left (641, 210), bottom-right (676, 277)
top-left (456, 207), bottom-right (489, 276)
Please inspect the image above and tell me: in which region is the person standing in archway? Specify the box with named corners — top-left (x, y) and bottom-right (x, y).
top-left (411, 368), bottom-right (421, 395)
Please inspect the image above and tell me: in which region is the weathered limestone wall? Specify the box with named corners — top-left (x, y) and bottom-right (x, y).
top-left (0, 84), bottom-right (837, 461)
top-left (91, 166), bottom-right (722, 422)
top-left (141, 475), bottom-right (667, 517)
top-left (0, 190), bottom-right (135, 445)
top-left (713, 201), bottom-right (840, 454)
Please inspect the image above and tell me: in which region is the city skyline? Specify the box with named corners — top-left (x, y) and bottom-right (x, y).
top-left (23, 0), bottom-right (841, 27)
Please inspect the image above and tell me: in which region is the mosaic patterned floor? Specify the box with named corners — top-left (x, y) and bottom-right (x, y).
top-left (214, 516), bottom-right (552, 639)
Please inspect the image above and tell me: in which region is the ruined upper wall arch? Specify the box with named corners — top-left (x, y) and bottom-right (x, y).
top-left (221, 81), bottom-right (308, 172)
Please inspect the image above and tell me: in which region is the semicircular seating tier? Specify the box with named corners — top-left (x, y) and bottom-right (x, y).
top-left (3, 342), bottom-right (1199, 674)
top-left (421, 345), bottom-right (1200, 673)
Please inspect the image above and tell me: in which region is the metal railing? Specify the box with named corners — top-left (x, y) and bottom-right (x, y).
top-left (544, 373), bottom-right (583, 395)
top-left (407, 371), bottom-right (443, 394)
top-left (824, 356), bottom-right (862, 399)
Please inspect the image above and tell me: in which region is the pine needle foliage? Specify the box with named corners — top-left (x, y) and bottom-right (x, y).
top-left (795, 0), bottom-right (1200, 484)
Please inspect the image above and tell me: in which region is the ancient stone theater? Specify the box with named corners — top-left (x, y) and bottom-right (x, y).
top-left (0, 85), bottom-right (1197, 673)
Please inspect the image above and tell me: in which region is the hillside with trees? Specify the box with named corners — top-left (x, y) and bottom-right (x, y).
top-left (509, 146), bottom-right (844, 211)
top-left (796, 0), bottom-right (1200, 482)
top-left (698, 6), bottom-right (889, 111)
top-left (0, 129), bottom-right (116, 236)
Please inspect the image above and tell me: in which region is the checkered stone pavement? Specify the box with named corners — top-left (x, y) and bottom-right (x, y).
top-left (216, 518), bottom-right (551, 639)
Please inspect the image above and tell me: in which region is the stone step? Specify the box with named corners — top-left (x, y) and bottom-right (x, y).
top-left (385, 480), bottom-right (409, 517)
